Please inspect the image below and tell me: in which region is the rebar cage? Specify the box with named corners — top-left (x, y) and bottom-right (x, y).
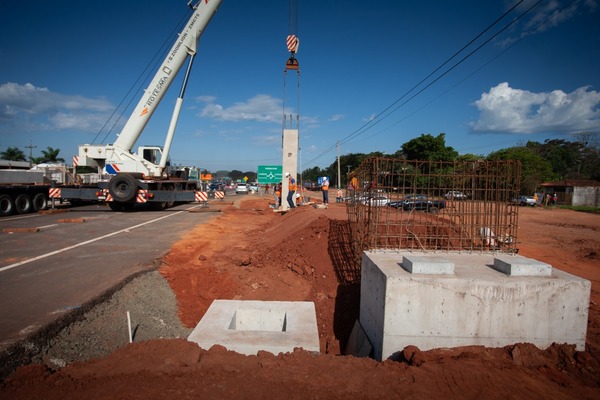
top-left (346, 158), bottom-right (521, 261)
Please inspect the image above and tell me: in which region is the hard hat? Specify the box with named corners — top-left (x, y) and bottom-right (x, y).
top-left (285, 172), bottom-right (290, 177)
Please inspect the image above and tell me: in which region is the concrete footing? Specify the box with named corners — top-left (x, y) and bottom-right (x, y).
top-left (187, 300), bottom-right (320, 356)
top-left (360, 251), bottom-right (591, 361)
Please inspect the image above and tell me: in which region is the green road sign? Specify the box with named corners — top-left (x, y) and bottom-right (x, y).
top-left (257, 165), bottom-right (282, 184)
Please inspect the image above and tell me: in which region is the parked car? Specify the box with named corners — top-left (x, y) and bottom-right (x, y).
top-left (235, 183), bottom-right (249, 194)
top-left (388, 195), bottom-right (445, 213)
top-left (512, 195), bottom-right (536, 207)
top-left (387, 194), bottom-right (427, 209)
top-left (444, 191), bottom-right (467, 200)
top-left (362, 195), bottom-right (389, 207)
top-left (209, 182), bottom-right (223, 191)
top-left (302, 181), bottom-right (318, 190)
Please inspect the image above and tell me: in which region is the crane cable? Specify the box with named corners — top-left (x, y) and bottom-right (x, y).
top-left (303, 0), bottom-right (545, 167)
top-left (283, 0), bottom-right (300, 130)
top-left (92, 6), bottom-right (193, 145)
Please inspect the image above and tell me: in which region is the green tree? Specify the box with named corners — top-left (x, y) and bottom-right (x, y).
top-left (456, 153), bottom-right (483, 162)
top-left (572, 132), bottom-right (600, 180)
top-left (229, 170), bottom-right (244, 181)
top-left (487, 146), bottom-right (555, 194)
top-left (1, 147), bottom-right (27, 161)
top-left (243, 171), bottom-right (257, 182)
top-left (301, 165), bottom-right (325, 183)
top-left (400, 133), bottom-right (458, 161)
top-left (39, 147), bottom-right (65, 163)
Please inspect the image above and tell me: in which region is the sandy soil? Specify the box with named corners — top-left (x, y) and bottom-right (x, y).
top-left (1, 194), bottom-right (599, 399)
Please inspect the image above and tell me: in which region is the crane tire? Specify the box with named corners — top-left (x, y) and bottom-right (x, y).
top-left (14, 194), bottom-right (32, 214)
top-left (32, 192), bottom-right (48, 212)
top-left (0, 195), bottom-right (14, 216)
top-left (108, 174), bottom-right (138, 203)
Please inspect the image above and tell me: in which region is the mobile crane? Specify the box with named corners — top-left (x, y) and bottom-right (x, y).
top-left (63, 0), bottom-right (222, 211)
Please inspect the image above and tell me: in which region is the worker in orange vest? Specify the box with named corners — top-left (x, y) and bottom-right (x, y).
top-left (321, 177), bottom-right (329, 207)
top-left (285, 172), bottom-right (297, 209)
top-left (274, 182), bottom-right (282, 208)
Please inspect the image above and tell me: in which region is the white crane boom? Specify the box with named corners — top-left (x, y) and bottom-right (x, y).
top-left (114, 0), bottom-right (221, 151)
top-left (78, 0), bottom-right (221, 178)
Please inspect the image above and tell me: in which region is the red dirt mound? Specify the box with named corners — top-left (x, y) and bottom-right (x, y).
top-left (1, 197), bottom-right (599, 399)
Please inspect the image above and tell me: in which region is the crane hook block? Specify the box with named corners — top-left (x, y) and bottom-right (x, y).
top-left (285, 56), bottom-right (299, 70)
top-left (286, 35), bottom-right (299, 53)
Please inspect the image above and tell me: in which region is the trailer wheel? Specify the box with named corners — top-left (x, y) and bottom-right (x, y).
top-left (14, 194), bottom-right (32, 214)
top-left (0, 194), bottom-right (14, 216)
top-left (32, 192), bottom-right (48, 212)
top-left (166, 185), bottom-right (175, 208)
top-left (108, 174), bottom-right (138, 203)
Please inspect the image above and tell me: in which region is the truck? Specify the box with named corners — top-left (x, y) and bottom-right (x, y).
top-left (0, 1), bottom-right (222, 216)
top-left (72, 0), bottom-right (222, 211)
top-left (0, 162), bottom-right (64, 216)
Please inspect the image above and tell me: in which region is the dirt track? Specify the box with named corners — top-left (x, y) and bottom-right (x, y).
top-left (1, 195), bottom-right (599, 399)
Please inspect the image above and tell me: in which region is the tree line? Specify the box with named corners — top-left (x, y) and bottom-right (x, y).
top-left (0, 146), bottom-right (65, 164)
top-left (301, 132), bottom-right (600, 195)
top-left (4, 132), bottom-right (598, 195)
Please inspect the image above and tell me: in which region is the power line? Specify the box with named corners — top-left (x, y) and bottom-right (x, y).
top-left (303, 0), bottom-right (545, 167)
top-left (92, 6), bottom-right (193, 145)
top-left (347, 0), bottom-right (582, 154)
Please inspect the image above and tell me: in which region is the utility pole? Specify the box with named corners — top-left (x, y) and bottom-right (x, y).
top-left (337, 141), bottom-right (341, 189)
top-left (281, 0), bottom-right (301, 210)
top-left (25, 140), bottom-right (37, 166)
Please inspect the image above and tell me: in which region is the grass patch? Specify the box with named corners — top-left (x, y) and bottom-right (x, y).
top-left (557, 205), bottom-right (600, 214)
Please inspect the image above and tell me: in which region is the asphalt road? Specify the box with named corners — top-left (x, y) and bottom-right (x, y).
top-left (0, 202), bottom-right (221, 351)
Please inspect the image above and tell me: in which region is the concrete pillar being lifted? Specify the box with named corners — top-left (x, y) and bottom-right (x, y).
top-left (281, 128), bottom-right (299, 210)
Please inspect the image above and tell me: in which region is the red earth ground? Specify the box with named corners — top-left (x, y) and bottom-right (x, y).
top-left (1, 194), bottom-right (599, 399)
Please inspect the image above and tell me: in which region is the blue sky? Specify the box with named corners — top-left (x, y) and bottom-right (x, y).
top-left (1, 0), bottom-right (599, 172)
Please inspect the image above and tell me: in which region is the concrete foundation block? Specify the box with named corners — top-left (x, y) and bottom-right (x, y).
top-left (493, 255), bottom-right (552, 276)
top-left (359, 251), bottom-right (591, 361)
top-left (188, 300), bottom-right (320, 356)
top-left (401, 255), bottom-right (455, 274)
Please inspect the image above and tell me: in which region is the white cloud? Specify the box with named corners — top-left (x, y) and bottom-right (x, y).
top-left (198, 94), bottom-right (283, 123)
top-left (499, 0), bottom-right (597, 46)
top-left (363, 113), bottom-right (376, 122)
top-left (0, 82), bottom-right (114, 133)
top-left (471, 82), bottom-right (600, 134)
top-left (195, 95), bottom-right (216, 103)
top-left (252, 134), bottom-right (281, 146)
top-left (328, 114), bottom-right (344, 122)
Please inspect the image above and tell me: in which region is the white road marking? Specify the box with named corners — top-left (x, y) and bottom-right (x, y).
top-left (38, 224), bottom-right (58, 229)
top-left (0, 209), bottom-right (194, 273)
top-left (0, 213), bottom-right (41, 222)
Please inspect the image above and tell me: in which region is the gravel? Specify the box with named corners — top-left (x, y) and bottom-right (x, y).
top-left (1, 268), bottom-right (191, 377)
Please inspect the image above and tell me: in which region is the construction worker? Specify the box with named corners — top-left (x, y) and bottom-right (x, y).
top-left (336, 187), bottom-right (343, 203)
top-left (274, 182), bottom-right (282, 208)
top-left (285, 172), bottom-right (296, 209)
top-left (321, 177), bottom-right (329, 207)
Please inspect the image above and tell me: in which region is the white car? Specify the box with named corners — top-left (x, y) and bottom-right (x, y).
top-left (235, 183), bottom-right (249, 194)
top-left (444, 191), bottom-right (467, 200)
top-left (362, 195), bottom-right (389, 206)
top-left (512, 195), bottom-right (536, 206)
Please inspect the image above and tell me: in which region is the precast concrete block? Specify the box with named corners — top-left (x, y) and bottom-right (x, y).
top-left (359, 251), bottom-right (591, 361)
top-left (493, 255), bottom-right (552, 276)
top-left (188, 300), bottom-right (320, 356)
top-left (401, 255), bottom-right (455, 274)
